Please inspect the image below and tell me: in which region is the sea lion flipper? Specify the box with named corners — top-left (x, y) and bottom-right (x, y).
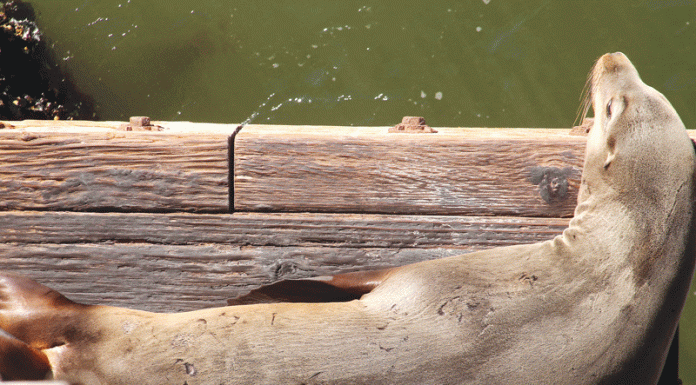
top-left (322, 268), bottom-right (395, 295)
top-left (0, 273), bottom-right (84, 350)
top-left (0, 328), bottom-right (52, 380)
top-left (227, 268), bottom-right (395, 305)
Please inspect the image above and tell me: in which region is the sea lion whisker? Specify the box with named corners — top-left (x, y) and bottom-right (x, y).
top-left (575, 56), bottom-right (599, 127)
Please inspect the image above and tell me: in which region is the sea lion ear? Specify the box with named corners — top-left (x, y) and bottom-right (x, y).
top-left (604, 153), bottom-right (614, 169)
top-left (604, 135), bottom-right (617, 169)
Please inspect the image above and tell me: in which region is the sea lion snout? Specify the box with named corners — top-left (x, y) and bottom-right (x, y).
top-left (590, 52), bottom-right (642, 96)
top-left (597, 52), bottom-right (631, 73)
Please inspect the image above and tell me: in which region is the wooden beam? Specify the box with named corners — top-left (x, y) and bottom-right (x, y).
top-left (0, 211), bottom-right (567, 312)
top-left (0, 211), bottom-right (568, 248)
top-left (2, 122), bottom-right (695, 216)
top-left (0, 121), bottom-right (232, 213)
top-left (234, 126), bottom-right (587, 217)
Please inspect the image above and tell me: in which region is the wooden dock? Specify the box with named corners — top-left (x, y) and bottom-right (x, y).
top-left (0, 119), bottom-right (687, 383)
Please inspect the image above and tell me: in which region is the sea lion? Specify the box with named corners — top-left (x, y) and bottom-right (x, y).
top-left (1, 52), bottom-right (695, 384)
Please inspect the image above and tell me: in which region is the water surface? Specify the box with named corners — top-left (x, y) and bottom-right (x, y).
top-left (29, 0), bottom-right (695, 128)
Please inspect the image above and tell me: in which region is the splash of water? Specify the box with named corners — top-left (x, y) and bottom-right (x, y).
top-left (239, 93), bottom-right (277, 126)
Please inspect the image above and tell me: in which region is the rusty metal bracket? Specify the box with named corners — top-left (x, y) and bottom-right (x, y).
top-left (389, 116), bottom-right (437, 133)
top-left (119, 116), bottom-right (164, 131)
top-left (570, 118), bottom-right (593, 136)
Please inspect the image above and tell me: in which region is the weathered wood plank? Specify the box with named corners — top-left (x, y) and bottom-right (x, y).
top-left (0, 122), bottom-right (231, 213)
top-left (0, 211), bottom-right (568, 248)
top-left (234, 126), bottom-right (587, 217)
top-left (0, 244), bottom-right (467, 312)
top-left (0, 211), bottom-right (568, 312)
top-left (2, 122), bottom-right (695, 216)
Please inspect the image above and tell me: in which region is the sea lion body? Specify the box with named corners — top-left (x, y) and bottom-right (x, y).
top-left (1, 52), bottom-right (695, 384)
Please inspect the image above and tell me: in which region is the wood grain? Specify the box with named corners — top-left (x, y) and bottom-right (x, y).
top-left (0, 128), bottom-right (230, 213)
top-left (0, 211), bottom-right (568, 249)
top-left (0, 243), bottom-right (467, 312)
top-left (234, 126), bottom-right (587, 217)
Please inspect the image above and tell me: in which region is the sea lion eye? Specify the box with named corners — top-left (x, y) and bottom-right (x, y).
top-left (606, 99), bottom-right (613, 119)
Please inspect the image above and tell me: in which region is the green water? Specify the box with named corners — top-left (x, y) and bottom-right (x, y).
top-left (27, 0), bottom-right (696, 380)
top-left (27, 0), bottom-right (695, 128)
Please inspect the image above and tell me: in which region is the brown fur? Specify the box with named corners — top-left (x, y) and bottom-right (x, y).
top-left (0, 328), bottom-right (51, 381)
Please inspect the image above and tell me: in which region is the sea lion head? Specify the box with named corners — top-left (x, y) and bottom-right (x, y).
top-left (578, 52), bottom-right (694, 208)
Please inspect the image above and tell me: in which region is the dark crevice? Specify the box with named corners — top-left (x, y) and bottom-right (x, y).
top-left (228, 124), bottom-right (244, 213)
